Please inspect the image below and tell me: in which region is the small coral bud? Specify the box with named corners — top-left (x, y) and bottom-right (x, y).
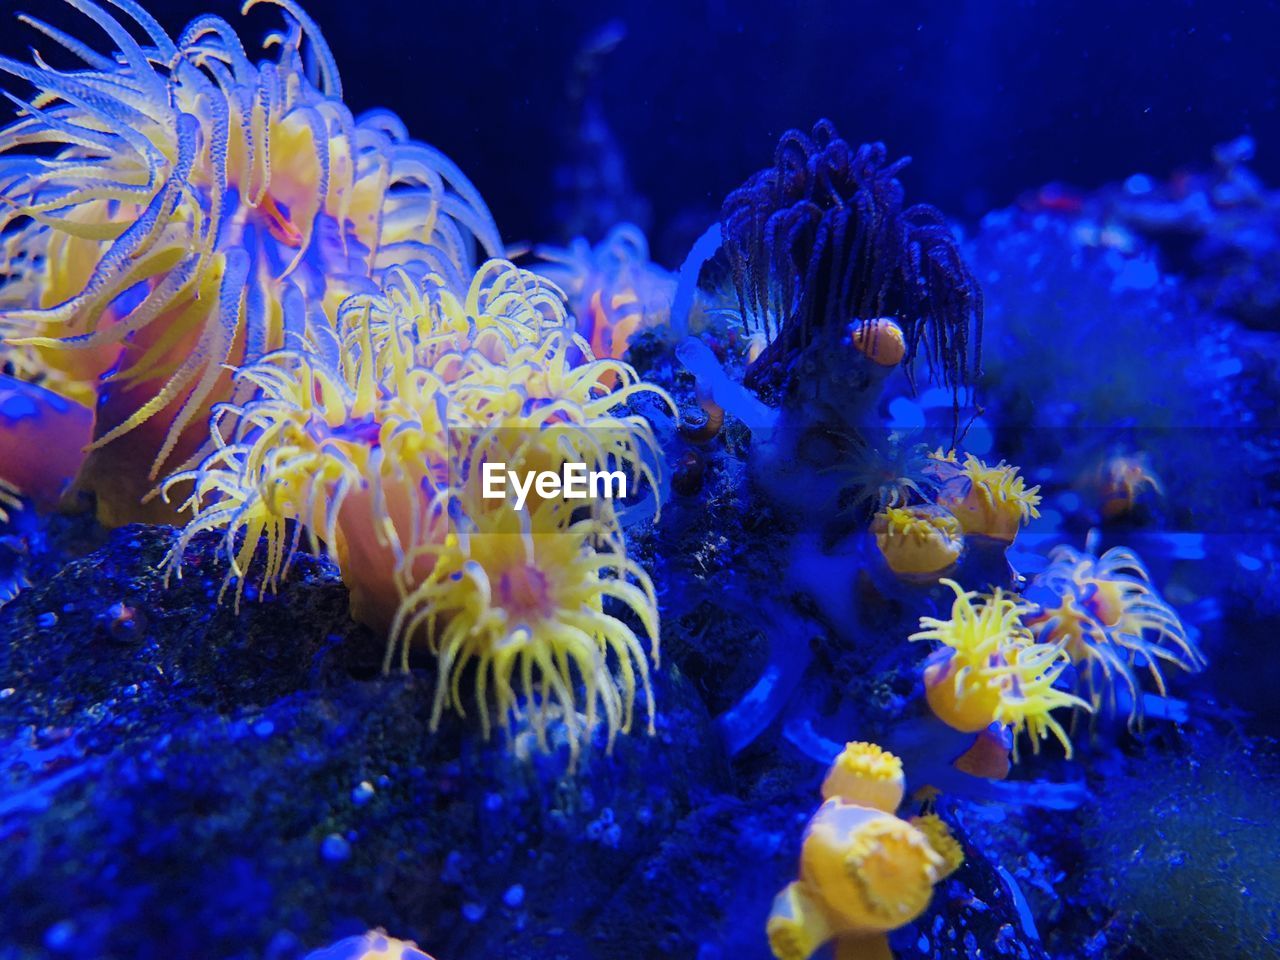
top-left (821, 741), bottom-right (905, 813)
top-left (934, 454), bottom-right (1041, 545)
top-left (678, 398), bottom-right (725, 443)
top-left (770, 745), bottom-right (951, 960)
top-left (846, 318), bottom-right (907, 368)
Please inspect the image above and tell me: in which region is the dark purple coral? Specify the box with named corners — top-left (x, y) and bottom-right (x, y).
top-left (722, 120), bottom-right (982, 396)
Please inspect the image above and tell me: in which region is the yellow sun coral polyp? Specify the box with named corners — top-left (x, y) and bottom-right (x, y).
top-left (872, 505), bottom-right (963, 580)
top-left (929, 450), bottom-right (1041, 544)
top-left (910, 580), bottom-right (1089, 758)
top-left (0, 0), bottom-right (498, 525)
top-left (1023, 545), bottom-right (1204, 726)
top-left (801, 802), bottom-right (941, 928)
top-left (821, 741), bottom-right (905, 812)
top-left (768, 743), bottom-right (962, 960)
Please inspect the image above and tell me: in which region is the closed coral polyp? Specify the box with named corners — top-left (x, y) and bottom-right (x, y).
top-left (804, 803), bottom-right (940, 927)
top-left (821, 740), bottom-right (906, 813)
top-left (872, 505), bottom-right (963, 579)
top-left (847, 318), bottom-right (907, 368)
top-left (768, 801), bottom-right (943, 960)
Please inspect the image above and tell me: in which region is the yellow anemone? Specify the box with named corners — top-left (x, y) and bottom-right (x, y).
top-left (166, 259), bottom-right (670, 762)
top-left (164, 345), bottom-right (453, 621)
top-left (389, 497), bottom-right (659, 765)
top-left (910, 580), bottom-right (1089, 758)
top-left (930, 451), bottom-right (1041, 544)
top-left (0, 0), bottom-right (497, 524)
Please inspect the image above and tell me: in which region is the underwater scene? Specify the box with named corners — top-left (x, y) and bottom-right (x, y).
top-left (1, 1), bottom-right (1279, 958)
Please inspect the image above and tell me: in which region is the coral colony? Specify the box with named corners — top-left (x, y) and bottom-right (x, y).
top-left (3, 2), bottom-right (1261, 960)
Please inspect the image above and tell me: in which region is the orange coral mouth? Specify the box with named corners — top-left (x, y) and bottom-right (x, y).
top-left (257, 194), bottom-right (305, 248)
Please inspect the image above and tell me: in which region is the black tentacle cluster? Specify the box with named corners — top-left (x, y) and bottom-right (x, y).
top-left (721, 119), bottom-right (982, 397)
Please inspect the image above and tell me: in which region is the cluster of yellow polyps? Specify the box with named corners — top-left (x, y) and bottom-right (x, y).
top-left (873, 449), bottom-right (1042, 581)
top-left (768, 742), bottom-right (963, 960)
top-left (168, 260), bottom-right (673, 763)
